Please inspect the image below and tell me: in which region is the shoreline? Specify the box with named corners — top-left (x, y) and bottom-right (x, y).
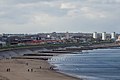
top-left (46, 46), bottom-right (120, 80)
top-left (0, 44), bottom-right (120, 80)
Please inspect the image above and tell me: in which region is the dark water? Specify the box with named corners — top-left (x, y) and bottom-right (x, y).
top-left (49, 48), bottom-right (120, 80)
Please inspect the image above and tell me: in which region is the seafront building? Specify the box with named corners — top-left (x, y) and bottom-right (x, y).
top-left (93, 32), bottom-right (98, 39)
top-left (111, 32), bottom-right (116, 40)
top-left (102, 32), bottom-right (106, 40)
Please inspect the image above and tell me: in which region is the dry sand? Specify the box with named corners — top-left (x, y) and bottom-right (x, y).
top-left (0, 59), bottom-right (81, 80)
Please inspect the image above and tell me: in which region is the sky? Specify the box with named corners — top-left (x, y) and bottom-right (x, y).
top-left (0, 0), bottom-right (120, 33)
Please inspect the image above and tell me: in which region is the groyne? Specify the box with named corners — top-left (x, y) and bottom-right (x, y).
top-left (0, 43), bottom-right (119, 60)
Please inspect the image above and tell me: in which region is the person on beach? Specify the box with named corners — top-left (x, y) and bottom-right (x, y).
top-left (26, 63), bottom-right (28, 66)
top-left (9, 68), bottom-right (10, 72)
top-left (40, 66), bottom-right (41, 69)
top-left (6, 68), bottom-right (8, 72)
top-left (50, 66), bottom-right (53, 70)
top-left (31, 69), bottom-right (33, 72)
top-left (28, 69), bottom-right (30, 72)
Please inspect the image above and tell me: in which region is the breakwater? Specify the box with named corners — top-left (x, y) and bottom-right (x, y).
top-left (0, 43), bottom-right (119, 60)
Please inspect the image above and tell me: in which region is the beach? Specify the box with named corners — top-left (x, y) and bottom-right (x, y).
top-left (0, 47), bottom-right (120, 80)
top-left (0, 58), bottom-right (80, 80)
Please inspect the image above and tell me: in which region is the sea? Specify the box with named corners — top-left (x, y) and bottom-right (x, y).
top-left (48, 48), bottom-right (120, 80)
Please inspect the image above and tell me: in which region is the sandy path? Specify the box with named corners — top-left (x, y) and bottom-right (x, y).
top-left (0, 59), bottom-right (80, 80)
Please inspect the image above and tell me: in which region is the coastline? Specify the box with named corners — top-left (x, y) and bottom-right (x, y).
top-left (0, 43), bottom-right (120, 80)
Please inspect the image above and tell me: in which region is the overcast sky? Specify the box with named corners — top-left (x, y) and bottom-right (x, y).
top-left (0, 0), bottom-right (120, 33)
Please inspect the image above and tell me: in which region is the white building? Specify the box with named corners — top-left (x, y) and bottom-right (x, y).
top-left (111, 32), bottom-right (116, 39)
top-left (102, 32), bottom-right (106, 40)
top-left (65, 32), bottom-right (70, 39)
top-left (47, 35), bottom-right (51, 38)
top-left (93, 32), bottom-right (98, 39)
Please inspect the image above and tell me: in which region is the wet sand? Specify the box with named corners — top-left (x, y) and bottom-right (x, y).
top-left (0, 59), bottom-right (81, 80)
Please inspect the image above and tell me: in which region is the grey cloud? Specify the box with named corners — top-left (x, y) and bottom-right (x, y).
top-left (0, 0), bottom-right (120, 33)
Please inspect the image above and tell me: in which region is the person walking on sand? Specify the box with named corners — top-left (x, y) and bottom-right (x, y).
top-left (40, 66), bottom-right (41, 69)
top-left (50, 66), bottom-right (53, 70)
top-left (28, 69), bottom-right (30, 72)
top-left (26, 63), bottom-right (28, 66)
top-left (6, 68), bottom-right (8, 72)
top-left (9, 68), bottom-right (10, 72)
top-left (31, 69), bottom-right (33, 72)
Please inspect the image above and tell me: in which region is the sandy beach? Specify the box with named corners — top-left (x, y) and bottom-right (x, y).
top-left (0, 59), bottom-right (81, 80)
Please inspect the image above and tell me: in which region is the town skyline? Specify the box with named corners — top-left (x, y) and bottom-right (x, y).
top-left (0, 31), bottom-right (120, 34)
